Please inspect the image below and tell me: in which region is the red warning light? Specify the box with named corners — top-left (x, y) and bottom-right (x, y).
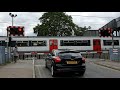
top-left (18, 28), bottom-right (22, 31)
top-left (108, 28), bottom-right (111, 30)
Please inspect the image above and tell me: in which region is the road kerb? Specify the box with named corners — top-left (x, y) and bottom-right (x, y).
top-left (94, 62), bottom-right (120, 71)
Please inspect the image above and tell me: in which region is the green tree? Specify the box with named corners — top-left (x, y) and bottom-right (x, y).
top-left (33, 12), bottom-right (88, 36)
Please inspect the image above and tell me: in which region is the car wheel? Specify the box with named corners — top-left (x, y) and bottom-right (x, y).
top-left (51, 65), bottom-right (56, 77)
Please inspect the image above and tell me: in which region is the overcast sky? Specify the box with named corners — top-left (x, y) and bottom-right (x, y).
top-left (0, 12), bottom-right (120, 36)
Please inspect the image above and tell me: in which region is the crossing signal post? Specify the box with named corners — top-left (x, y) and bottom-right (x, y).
top-left (7, 26), bottom-right (24, 62)
top-left (8, 37), bottom-right (11, 46)
top-left (99, 28), bottom-right (114, 48)
top-left (6, 27), bottom-right (11, 62)
top-left (8, 13), bottom-right (18, 62)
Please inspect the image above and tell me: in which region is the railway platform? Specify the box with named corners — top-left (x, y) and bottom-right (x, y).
top-left (0, 60), bottom-right (33, 78)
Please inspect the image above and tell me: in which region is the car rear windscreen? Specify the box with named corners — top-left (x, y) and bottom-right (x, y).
top-left (58, 51), bottom-right (82, 58)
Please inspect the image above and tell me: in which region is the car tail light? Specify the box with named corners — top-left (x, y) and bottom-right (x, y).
top-left (53, 56), bottom-right (61, 63)
top-left (82, 57), bottom-right (85, 63)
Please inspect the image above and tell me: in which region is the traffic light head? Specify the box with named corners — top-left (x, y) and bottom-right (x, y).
top-left (18, 28), bottom-right (22, 32)
top-left (99, 28), bottom-right (112, 37)
top-left (18, 27), bottom-right (24, 35)
top-left (8, 26), bottom-right (24, 36)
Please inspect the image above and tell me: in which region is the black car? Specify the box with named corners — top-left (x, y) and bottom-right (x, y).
top-left (45, 49), bottom-right (86, 77)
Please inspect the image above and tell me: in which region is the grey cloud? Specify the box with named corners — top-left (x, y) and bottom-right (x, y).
top-left (0, 12), bottom-right (120, 36)
top-left (66, 12), bottom-right (120, 29)
top-left (0, 12), bottom-right (44, 36)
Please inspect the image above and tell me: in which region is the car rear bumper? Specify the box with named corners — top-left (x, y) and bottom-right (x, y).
top-left (55, 64), bottom-right (86, 73)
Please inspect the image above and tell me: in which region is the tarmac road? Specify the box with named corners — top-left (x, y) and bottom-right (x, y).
top-left (34, 59), bottom-right (120, 78)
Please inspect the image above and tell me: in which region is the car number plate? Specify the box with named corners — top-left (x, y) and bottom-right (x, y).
top-left (66, 61), bottom-right (77, 64)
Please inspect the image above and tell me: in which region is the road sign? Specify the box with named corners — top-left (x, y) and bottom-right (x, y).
top-left (109, 48), bottom-right (120, 61)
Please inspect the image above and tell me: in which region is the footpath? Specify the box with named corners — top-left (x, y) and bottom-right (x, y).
top-left (0, 60), bottom-right (33, 78)
top-left (86, 58), bottom-right (120, 71)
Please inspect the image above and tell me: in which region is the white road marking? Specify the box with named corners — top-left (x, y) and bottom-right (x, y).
top-left (37, 66), bottom-right (42, 78)
top-left (33, 58), bottom-right (35, 78)
top-left (35, 65), bottom-right (45, 67)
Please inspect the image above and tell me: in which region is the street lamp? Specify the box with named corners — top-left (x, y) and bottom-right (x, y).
top-left (8, 13), bottom-right (17, 62)
top-left (9, 13), bottom-right (17, 26)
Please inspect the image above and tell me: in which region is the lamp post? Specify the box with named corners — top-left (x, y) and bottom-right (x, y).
top-left (9, 13), bottom-right (17, 26)
top-left (8, 13), bottom-right (17, 62)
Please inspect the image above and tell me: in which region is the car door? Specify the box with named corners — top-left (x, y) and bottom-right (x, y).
top-left (93, 39), bottom-right (101, 52)
top-left (49, 39), bottom-right (58, 52)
